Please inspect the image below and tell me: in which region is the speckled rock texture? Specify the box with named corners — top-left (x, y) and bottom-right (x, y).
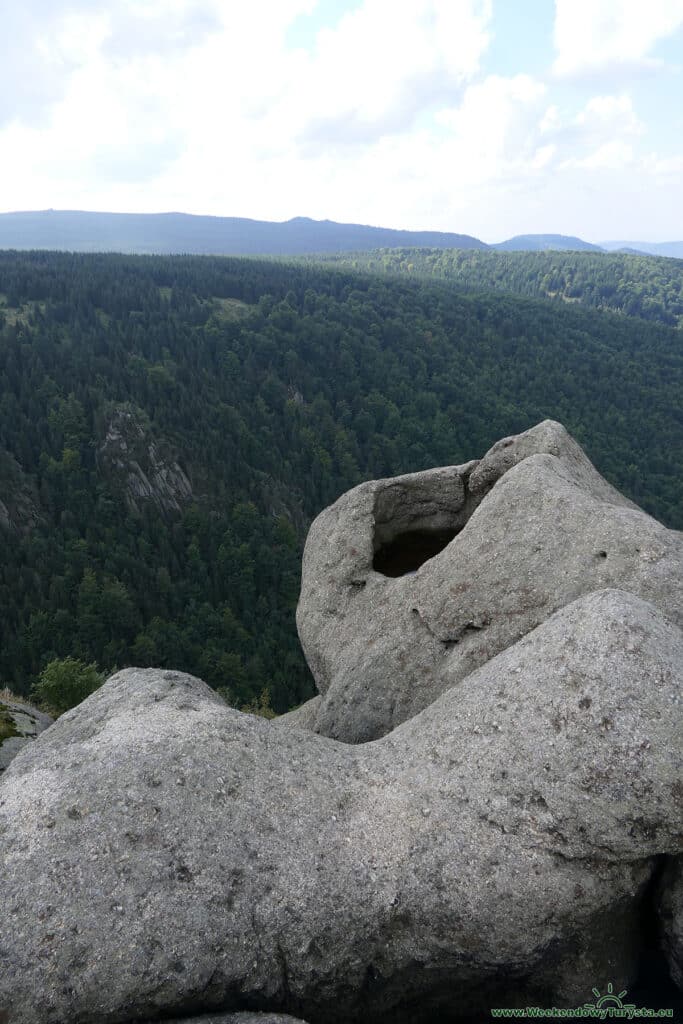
top-left (294, 420), bottom-right (682, 743)
top-left (140, 1015), bottom-right (309, 1023)
top-left (1, 587), bottom-right (681, 1024)
top-left (0, 696), bottom-right (52, 773)
top-left (274, 695), bottom-right (321, 731)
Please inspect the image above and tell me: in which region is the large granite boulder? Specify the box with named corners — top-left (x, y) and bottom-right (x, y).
top-left (1, 589), bottom-right (681, 1023)
top-left (0, 694), bottom-right (52, 773)
top-left (294, 420), bottom-right (682, 742)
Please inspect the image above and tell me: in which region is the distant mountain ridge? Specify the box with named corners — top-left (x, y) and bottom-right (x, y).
top-left (0, 210), bottom-right (681, 259)
top-left (0, 210), bottom-right (486, 255)
top-left (495, 236), bottom-right (683, 257)
top-left (601, 240), bottom-right (683, 259)
top-left (492, 234), bottom-right (603, 253)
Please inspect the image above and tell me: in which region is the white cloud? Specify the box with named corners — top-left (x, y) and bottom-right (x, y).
top-left (541, 93), bottom-right (644, 154)
top-left (435, 74), bottom-right (547, 177)
top-left (553, 0), bottom-right (683, 78)
top-left (0, 0), bottom-right (682, 244)
top-left (575, 94), bottom-right (642, 131)
top-left (0, 0), bottom-right (264, 128)
top-left (290, 0), bottom-right (492, 145)
top-left (101, 2), bottom-right (221, 60)
top-left (0, 6), bottom-right (85, 127)
top-left (564, 139), bottom-right (636, 170)
top-left (531, 144), bottom-right (556, 170)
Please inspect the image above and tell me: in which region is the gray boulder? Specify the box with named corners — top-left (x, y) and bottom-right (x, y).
top-left (295, 420), bottom-right (683, 742)
top-left (1, 589), bottom-right (681, 1023)
top-left (0, 694), bottom-right (52, 773)
top-left (273, 695), bottom-right (321, 731)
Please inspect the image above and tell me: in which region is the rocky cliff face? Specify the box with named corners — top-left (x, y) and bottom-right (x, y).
top-left (97, 405), bottom-right (193, 517)
top-left (0, 422), bottom-right (680, 1024)
top-left (0, 450), bottom-right (40, 534)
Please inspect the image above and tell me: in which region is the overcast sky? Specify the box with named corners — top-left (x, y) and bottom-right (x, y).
top-left (1, 0), bottom-right (682, 242)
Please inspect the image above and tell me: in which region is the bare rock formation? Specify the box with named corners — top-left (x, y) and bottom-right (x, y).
top-left (0, 588), bottom-right (681, 1023)
top-left (1, 421), bottom-right (681, 1023)
top-left (0, 695), bottom-right (52, 774)
top-left (0, 449), bottom-right (40, 534)
top-left (98, 405), bottom-right (193, 517)
top-left (294, 420), bottom-right (682, 743)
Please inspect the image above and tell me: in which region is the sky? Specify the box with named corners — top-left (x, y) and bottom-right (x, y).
top-left (1, 0), bottom-right (682, 243)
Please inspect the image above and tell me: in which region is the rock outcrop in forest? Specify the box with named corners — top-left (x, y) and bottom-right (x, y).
top-left (97, 405), bottom-right (193, 517)
top-left (0, 422), bottom-right (680, 1024)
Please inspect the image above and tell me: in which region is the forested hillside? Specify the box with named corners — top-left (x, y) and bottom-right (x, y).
top-left (315, 248), bottom-right (683, 328)
top-left (0, 250), bottom-right (681, 711)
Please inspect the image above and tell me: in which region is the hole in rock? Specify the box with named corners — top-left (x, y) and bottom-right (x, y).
top-left (373, 528), bottom-right (460, 577)
top-left (371, 469), bottom-right (475, 579)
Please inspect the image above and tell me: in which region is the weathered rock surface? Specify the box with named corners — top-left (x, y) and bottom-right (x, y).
top-left (295, 420), bottom-right (683, 742)
top-left (273, 695), bottom-right (322, 731)
top-left (98, 404), bottom-right (193, 517)
top-left (1, 589), bottom-right (681, 1023)
top-left (0, 449), bottom-right (40, 534)
top-left (0, 695), bottom-right (52, 773)
top-left (140, 1015), bottom-right (308, 1024)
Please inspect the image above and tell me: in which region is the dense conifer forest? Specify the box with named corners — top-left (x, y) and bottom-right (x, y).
top-left (314, 248), bottom-right (683, 327)
top-left (0, 249), bottom-right (681, 711)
